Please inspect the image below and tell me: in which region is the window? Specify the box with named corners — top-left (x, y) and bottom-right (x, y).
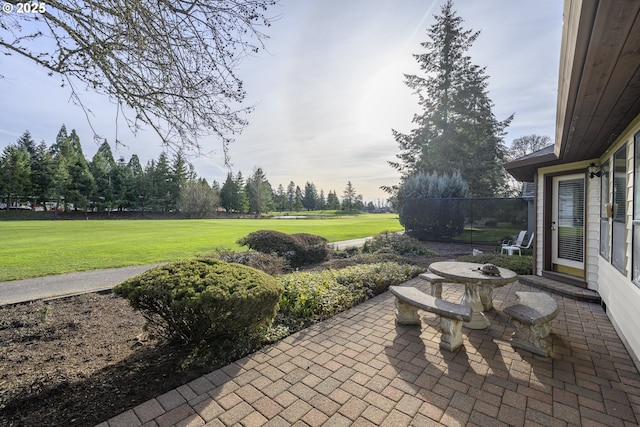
top-left (634, 133), bottom-right (640, 285)
top-left (612, 145), bottom-right (627, 273)
top-left (600, 160), bottom-right (610, 260)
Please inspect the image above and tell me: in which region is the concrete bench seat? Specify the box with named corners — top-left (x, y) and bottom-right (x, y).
top-left (418, 272), bottom-right (445, 298)
top-left (504, 291), bottom-right (559, 357)
top-left (389, 286), bottom-right (472, 352)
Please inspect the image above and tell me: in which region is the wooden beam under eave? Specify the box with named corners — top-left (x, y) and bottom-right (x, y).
top-left (568, 1), bottom-right (640, 161)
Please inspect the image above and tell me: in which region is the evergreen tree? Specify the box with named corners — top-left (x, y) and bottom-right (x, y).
top-left (220, 172), bottom-right (237, 212)
top-left (234, 171), bottom-right (249, 213)
top-left (110, 157), bottom-right (130, 210)
top-left (96, 140), bottom-right (116, 166)
top-left (0, 145), bottom-right (31, 209)
top-left (154, 153), bottom-right (172, 211)
top-left (274, 184), bottom-right (287, 212)
top-left (302, 182), bottom-right (317, 211)
top-left (50, 127), bottom-right (94, 210)
top-left (317, 189), bottom-right (326, 210)
top-left (14, 131), bottom-right (37, 204)
top-left (293, 186), bottom-right (304, 212)
top-left (220, 171), bottom-right (248, 213)
top-left (50, 125), bottom-right (71, 159)
top-left (50, 125), bottom-right (72, 209)
top-left (326, 190), bottom-right (340, 210)
top-left (286, 181), bottom-right (296, 212)
top-left (342, 181), bottom-right (357, 212)
top-left (16, 130), bottom-right (37, 157)
top-left (126, 155), bottom-right (144, 209)
top-left (30, 141), bottom-right (55, 210)
top-left (170, 151), bottom-right (189, 209)
top-left (389, 0), bottom-right (512, 197)
top-left (90, 141), bottom-right (115, 211)
top-left (140, 160), bottom-right (156, 211)
top-left (65, 130), bottom-right (94, 211)
top-left (246, 168), bottom-right (273, 215)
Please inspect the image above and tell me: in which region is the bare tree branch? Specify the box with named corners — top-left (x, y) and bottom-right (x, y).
top-left (0, 0), bottom-right (277, 161)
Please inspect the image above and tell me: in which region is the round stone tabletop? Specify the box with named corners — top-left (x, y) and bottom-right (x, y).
top-left (428, 261), bottom-right (517, 286)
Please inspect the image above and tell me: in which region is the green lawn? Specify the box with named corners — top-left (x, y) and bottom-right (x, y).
top-left (0, 214), bottom-right (402, 281)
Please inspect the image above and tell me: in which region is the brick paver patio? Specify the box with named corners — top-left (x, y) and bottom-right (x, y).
top-left (97, 278), bottom-right (640, 426)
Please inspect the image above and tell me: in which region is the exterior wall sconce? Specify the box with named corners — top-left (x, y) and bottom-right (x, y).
top-left (588, 163), bottom-right (602, 179)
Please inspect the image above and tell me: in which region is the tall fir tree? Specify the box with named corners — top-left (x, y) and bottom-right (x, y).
top-left (220, 172), bottom-right (237, 212)
top-left (90, 140), bottom-right (116, 210)
top-left (293, 186), bottom-right (304, 212)
top-left (275, 184), bottom-right (287, 212)
top-left (286, 181), bottom-right (296, 211)
top-left (0, 145), bottom-right (31, 209)
top-left (245, 168), bottom-right (273, 215)
top-left (154, 153), bottom-right (172, 211)
top-left (30, 141), bottom-right (55, 210)
top-left (234, 171), bottom-right (249, 213)
top-left (326, 190), bottom-right (340, 210)
top-left (389, 0), bottom-right (512, 197)
top-left (302, 182), bottom-right (317, 211)
top-left (66, 130), bottom-right (94, 210)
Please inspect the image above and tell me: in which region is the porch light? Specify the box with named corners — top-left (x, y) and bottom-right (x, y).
top-left (588, 163), bottom-right (602, 179)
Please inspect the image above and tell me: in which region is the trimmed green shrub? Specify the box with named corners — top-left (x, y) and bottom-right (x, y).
top-left (113, 258), bottom-right (283, 345)
top-left (213, 250), bottom-right (288, 276)
top-left (456, 253), bottom-right (533, 275)
top-left (362, 231), bottom-right (434, 256)
top-left (279, 262), bottom-right (424, 320)
top-left (237, 230), bottom-right (330, 268)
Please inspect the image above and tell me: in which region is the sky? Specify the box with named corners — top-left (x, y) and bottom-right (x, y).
top-left (0, 0), bottom-right (564, 202)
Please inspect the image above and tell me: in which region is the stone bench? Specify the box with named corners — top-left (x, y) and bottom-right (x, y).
top-left (389, 286), bottom-right (472, 352)
top-left (418, 272), bottom-right (446, 298)
top-left (504, 291), bottom-right (559, 357)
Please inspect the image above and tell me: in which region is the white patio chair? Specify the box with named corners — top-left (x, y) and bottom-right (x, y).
top-left (501, 232), bottom-right (534, 256)
top-left (501, 231), bottom-right (526, 254)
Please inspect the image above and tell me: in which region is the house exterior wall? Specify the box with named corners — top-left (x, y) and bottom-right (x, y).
top-left (535, 114), bottom-right (640, 368)
top-left (596, 127), bottom-right (640, 369)
top-left (585, 171), bottom-right (600, 289)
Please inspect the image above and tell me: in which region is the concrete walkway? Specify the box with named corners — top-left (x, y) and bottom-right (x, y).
top-left (97, 278), bottom-right (640, 427)
top-left (331, 237), bottom-right (373, 251)
top-left (0, 264), bottom-right (162, 306)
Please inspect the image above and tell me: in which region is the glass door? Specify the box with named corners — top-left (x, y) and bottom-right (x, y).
top-left (551, 174), bottom-right (585, 276)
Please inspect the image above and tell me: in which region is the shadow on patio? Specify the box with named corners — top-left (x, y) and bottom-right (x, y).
top-left (100, 277), bottom-right (640, 426)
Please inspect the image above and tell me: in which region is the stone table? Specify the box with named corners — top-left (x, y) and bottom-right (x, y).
top-left (428, 261), bottom-right (517, 329)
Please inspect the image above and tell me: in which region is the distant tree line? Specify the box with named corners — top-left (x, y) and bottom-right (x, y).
top-left (219, 171), bottom-right (367, 215)
top-left (0, 127), bottom-right (376, 217)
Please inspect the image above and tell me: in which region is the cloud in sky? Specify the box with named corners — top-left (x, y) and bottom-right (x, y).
top-left (0, 0), bottom-right (563, 201)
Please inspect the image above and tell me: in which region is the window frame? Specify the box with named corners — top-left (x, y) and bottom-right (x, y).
top-left (612, 145), bottom-right (627, 274)
top-left (633, 133), bottom-right (640, 286)
top-left (600, 159), bottom-right (610, 260)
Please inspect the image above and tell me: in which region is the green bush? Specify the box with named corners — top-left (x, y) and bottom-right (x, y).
top-left (279, 262), bottom-right (424, 320)
top-left (456, 253), bottom-right (533, 275)
top-left (213, 250), bottom-right (288, 276)
top-left (237, 230), bottom-right (330, 268)
top-left (362, 231), bottom-right (433, 256)
top-left (113, 258), bottom-right (283, 345)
